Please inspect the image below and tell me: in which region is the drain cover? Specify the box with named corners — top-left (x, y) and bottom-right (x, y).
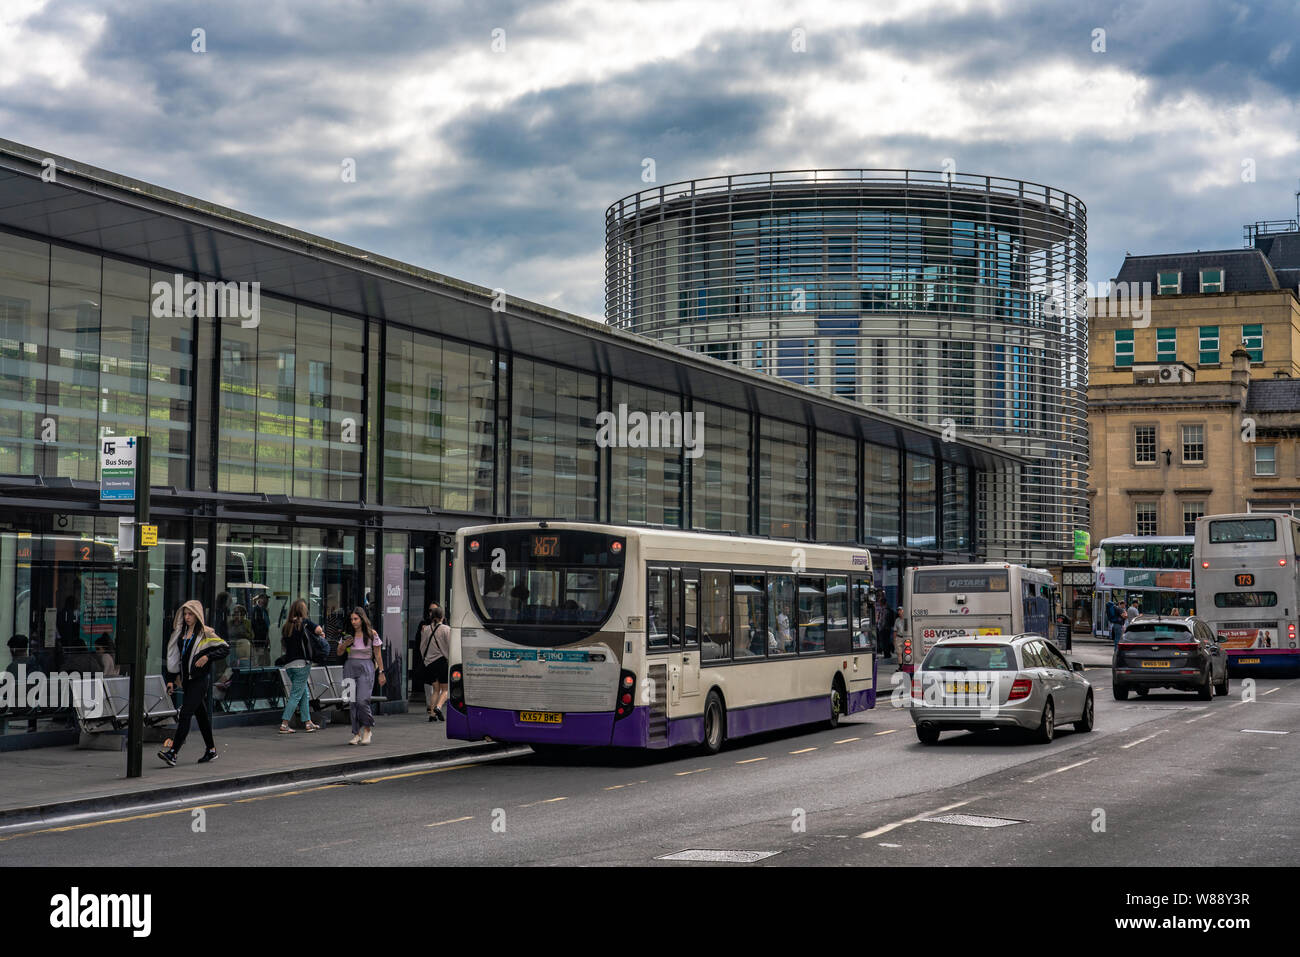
top-left (657, 849), bottom-right (780, 863)
top-left (924, 814), bottom-right (1022, 828)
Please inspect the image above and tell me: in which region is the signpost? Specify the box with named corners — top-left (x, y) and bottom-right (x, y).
top-left (102, 435), bottom-right (150, 778)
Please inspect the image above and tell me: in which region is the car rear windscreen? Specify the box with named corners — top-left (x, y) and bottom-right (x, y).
top-left (922, 644), bottom-right (1016, 670)
top-left (1123, 624), bottom-right (1195, 640)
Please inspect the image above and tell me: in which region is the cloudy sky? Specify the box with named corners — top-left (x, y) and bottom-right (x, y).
top-left (3, 0), bottom-right (1298, 317)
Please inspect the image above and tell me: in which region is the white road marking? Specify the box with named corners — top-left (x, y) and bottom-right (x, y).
top-left (856, 800), bottom-right (971, 840)
top-left (874, 729), bottom-right (897, 736)
top-left (425, 816), bottom-right (474, 828)
top-left (834, 737), bottom-right (860, 744)
top-left (1121, 730), bottom-right (1169, 749)
top-left (789, 747), bottom-right (818, 754)
top-left (675, 768), bottom-right (710, 776)
top-left (1262, 688), bottom-right (1280, 696)
top-left (879, 842), bottom-right (901, 848)
top-left (1024, 757), bottom-right (1096, 784)
top-left (1240, 729), bottom-right (1289, 735)
top-left (736, 757), bottom-right (768, 764)
top-left (1185, 712), bottom-right (1215, 723)
top-left (518, 796), bottom-right (568, 808)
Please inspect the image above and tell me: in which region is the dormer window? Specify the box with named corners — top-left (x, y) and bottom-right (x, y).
top-left (1200, 268), bottom-right (1224, 293)
top-left (1157, 270), bottom-right (1181, 295)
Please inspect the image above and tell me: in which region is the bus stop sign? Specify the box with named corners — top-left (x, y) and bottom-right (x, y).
top-left (100, 437), bottom-right (138, 501)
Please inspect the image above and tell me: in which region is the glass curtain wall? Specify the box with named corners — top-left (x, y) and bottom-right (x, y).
top-left (384, 327), bottom-right (494, 511)
top-left (691, 401), bottom-right (750, 534)
top-left (943, 462), bottom-right (971, 552)
top-left (610, 381), bottom-right (682, 526)
top-left (510, 358), bottom-right (598, 519)
top-left (758, 418), bottom-right (808, 539)
top-left (816, 430), bottom-right (856, 541)
top-left (864, 443), bottom-right (900, 547)
top-left (217, 301), bottom-right (363, 499)
top-left (906, 452), bottom-right (936, 548)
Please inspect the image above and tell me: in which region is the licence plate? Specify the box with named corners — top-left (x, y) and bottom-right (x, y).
top-left (519, 711), bottom-right (563, 724)
top-left (945, 682), bottom-right (988, 693)
top-left (1140, 661), bottom-right (1171, 668)
top-left (1237, 657), bottom-right (1261, 665)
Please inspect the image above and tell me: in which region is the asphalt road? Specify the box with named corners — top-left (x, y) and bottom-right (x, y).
top-left (1, 669), bottom-right (1295, 866)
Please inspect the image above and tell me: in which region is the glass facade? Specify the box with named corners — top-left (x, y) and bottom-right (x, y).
top-left (0, 219), bottom-right (989, 742)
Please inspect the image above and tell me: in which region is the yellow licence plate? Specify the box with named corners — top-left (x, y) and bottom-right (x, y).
top-left (945, 682), bottom-right (988, 693)
top-left (519, 711), bottom-right (563, 724)
top-left (1141, 661), bottom-right (1171, 668)
top-left (1238, 658), bottom-right (1261, 664)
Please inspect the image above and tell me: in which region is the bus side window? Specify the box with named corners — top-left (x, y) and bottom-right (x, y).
top-left (670, 568), bottom-right (683, 649)
top-left (647, 568), bottom-right (670, 651)
top-left (682, 578), bottom-right (700, 649)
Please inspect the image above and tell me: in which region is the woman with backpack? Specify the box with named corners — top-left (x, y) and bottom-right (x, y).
top-left (339, 606), bottom-right (386, 745)
top-left (279, 598), bottom-right (325, 734)
top-left (422, 606), bottom-right (450, 722)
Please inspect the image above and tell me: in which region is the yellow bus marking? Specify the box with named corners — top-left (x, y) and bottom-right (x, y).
top-left (736, 757), bottom-right (767, 764)
top-left (362, 764), bottom-right (473, 784)
top-left (0, 802), bottom-right (229, 842)
top-left (874, 729), bottom-right (897, 736)
top-left (834, 737), bottom-right (860, 744)
top-left (789, 747), bottom-right (818, 754)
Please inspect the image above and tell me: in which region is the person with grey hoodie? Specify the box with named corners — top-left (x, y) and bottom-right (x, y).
top-left (158, 600), bottom-right (229, 767)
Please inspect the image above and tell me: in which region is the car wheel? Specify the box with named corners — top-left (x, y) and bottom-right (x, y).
top-left (1033, 699), bottom-right (1055, 744)
top-left (1134, 686), bottom-right (1149, 698)
top-left (1112, 683), bottom-right (1128, 701)
top-left (1074, 691), bottom-right (1094, 732)
top-left (916, 725), bottom-right (940, 745)
top-left (1214, 669), bottom-right (1229, 696)
top-left (701, 690), bottom-right (726, 755)
top-left (828, 681), bottom-right (843, 730)
top-left (1197, 666), bottom-right (1213, 701)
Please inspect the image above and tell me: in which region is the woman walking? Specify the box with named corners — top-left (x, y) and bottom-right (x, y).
top-left (279, 598), bottom-right (324, 735)
top-left (339, 607), bottom-right (386, 745)
top-left (159, 600), bottom-right (229, 767)
top-left (422, 606), bottom-right (450, 722)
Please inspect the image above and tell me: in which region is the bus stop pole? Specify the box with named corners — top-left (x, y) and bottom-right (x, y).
top-left (125, 435), bottom-right (150, 779)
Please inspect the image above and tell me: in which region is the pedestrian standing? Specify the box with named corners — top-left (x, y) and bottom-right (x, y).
top-left (414, 603), bottom-right (438, 721)
top-left (1106, 598), bottom-right (1124, 643)
top-left (1126, 598), bottom-right (1141, 630)
top-left (339, 607), bottom-right (386, 745)
top-left (892, 605), bottom-right (906, 659)
top-left (879, 601), bottom-right (896, 659)
top-left (158, 600), bottom-right (229, 767)
top-left (278, 598), bottom-right (324, 735)
top-left (422, 606), bottom-right (450, 722)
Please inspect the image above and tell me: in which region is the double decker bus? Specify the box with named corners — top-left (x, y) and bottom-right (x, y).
top-left (902, 563), bottom-right (1058, 674)
top-left (1095, 535), bottom-right (1195, 633)
top-left (1194, 512), bottom-right (1300, 674)
top-left (446, 522), bottom-right (877, 754)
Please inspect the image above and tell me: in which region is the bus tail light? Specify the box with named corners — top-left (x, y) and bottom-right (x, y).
top-left (1008, 677), bottom-right (1033, 701)
top-left (449, 664), bottom-right (466, 713)
top-left (1281, 559), bottom-right (1289, 567)
top-left (1201, 561), bottom-right (1209, 569)
top-left (912, 675), bottom-right (923, 699)
top-left (1290, 623), bottom-right (1296, 648)
top-left (615, 670), bottom-right (636, 720)
top-left (902, 638), bottom-right (913, 665)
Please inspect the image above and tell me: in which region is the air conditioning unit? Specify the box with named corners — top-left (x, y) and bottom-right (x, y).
top-left (1158, 364), bottom-right (1193, 383)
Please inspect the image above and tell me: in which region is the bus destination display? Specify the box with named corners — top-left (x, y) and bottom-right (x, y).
top-left (531, 535), bottom-right (560, 558)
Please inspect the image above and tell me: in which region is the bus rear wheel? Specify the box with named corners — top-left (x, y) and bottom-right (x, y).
top-left (701, 691), bottom-right (726, 755)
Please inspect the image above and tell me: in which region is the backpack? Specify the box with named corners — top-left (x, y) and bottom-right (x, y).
top-left (309, 626), bottom-right (330, 665)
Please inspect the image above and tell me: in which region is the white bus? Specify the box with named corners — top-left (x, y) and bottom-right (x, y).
top-left (1095, 535), bottom-right (1195, 633)
top-left (1194, 512), bottom-right (1300, 674)
top-left (903, 563), bottom-right (1059, 674)
top-left (445, 521), bottom-right (877, 753)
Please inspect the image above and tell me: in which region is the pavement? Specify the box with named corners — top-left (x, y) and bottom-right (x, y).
top-left (0, 639), bottom-right (1112, 828)
top-left (0, 708), bottom-right (509, 828)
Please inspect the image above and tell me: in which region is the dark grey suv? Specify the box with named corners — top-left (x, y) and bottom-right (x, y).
top-left (1113, 616), bottom-right (1228, 700)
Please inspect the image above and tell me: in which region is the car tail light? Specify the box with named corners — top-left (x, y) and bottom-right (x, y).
top-left (1008, 677), bottom-right (1033, 701)
top-left (615, 670), bottom-right (636, 720)
top-left (449, 664), bottom-right (466, 713)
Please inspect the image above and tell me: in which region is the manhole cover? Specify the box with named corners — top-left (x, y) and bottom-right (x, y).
top-left (657, 849), bottom-right (780, 863)
top-left (924, 814), bottom-right (1022, 828)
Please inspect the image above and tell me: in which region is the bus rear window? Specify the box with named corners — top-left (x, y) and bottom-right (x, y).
top-left (1208, 519), bottom-right (1277, 543)
top-left (913, 571), bottom-right (1008, 593)
top-left (1214, 592), bottom-right (1278, 608)
top-left (922, 644), bottom-right (1016, 671)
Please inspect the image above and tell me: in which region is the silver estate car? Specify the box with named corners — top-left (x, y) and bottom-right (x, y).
top-left (910, 633), bottom-right (1094, 745)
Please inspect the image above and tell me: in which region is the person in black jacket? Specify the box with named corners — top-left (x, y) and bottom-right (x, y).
top-left (158, 600), bottom-right (229, 767)
top-left (879, 603), bottom-right (897, 659)
top-left (279, 598), bottom-right (325, 734)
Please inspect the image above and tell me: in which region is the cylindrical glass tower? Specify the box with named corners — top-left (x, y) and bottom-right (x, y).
top-left (605, 170), bottom-right (1088, 564)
